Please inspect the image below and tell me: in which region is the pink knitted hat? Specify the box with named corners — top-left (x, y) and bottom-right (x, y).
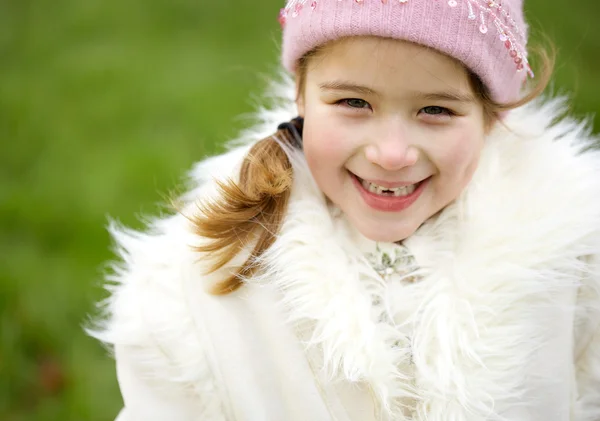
top-left (280, 0), bottom-right (533, 104)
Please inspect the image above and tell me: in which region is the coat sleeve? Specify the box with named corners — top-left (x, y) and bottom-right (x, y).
top-left (113, 344), bottom-right (203, 421)
top-left (90, 215), bottom-right (230, 421)
top-left (574, 325), bottom-right (600, 420)
top-left (574, 254), bottom-right (600, 420)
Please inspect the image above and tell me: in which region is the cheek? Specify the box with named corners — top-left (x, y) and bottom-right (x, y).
top-left (303, 120), bottom-right (352, 169)
top-left (434, 130), bottom-right (484, 177)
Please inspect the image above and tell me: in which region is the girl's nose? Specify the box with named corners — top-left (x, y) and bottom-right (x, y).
top-left (364, 128), bottom-right (419, 171)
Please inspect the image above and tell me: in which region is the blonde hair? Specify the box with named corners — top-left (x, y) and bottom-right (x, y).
top-left (192, 41), bottom-right (555, 295)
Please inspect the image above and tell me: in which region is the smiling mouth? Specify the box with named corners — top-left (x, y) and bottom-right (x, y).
top-left (350, 172), bottom-right (429, 212)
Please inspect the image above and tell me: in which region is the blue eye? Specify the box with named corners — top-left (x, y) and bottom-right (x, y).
top-left (341, 99), bottom-right (371, 109)
top-left (421, 106), bottom-right (451, 115)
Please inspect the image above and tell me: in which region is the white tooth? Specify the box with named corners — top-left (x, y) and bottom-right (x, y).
top-left (363, 180), bottom-right (418, 196)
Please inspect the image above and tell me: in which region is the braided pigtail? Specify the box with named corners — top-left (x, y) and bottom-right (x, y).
top-left (192, 118), bottom-right (304, 295)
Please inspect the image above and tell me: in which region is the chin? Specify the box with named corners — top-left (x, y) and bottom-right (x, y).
top-left (355, 221), bottom-right (417, 244)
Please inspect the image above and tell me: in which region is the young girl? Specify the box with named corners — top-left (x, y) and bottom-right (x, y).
top-left (92, 0), bottom-right (600, 420)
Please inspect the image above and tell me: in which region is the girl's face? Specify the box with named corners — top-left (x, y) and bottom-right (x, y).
top-left (296, 37), bottom-right (488, 243)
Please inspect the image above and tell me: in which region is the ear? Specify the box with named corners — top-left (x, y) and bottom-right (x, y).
top-left (295, 82), bottom-right (305, 118)
top-left (296, 94), bottom-right (305, 117)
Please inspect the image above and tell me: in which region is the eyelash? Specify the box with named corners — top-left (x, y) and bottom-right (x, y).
top-left (420, 106), bottom-right (455, 117)
top-left (336, 98), bottom-right (371, 110)
top-left (335, 99), bottom-right (455, 117)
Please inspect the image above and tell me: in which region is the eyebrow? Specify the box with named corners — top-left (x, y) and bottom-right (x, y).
top-left (319, 81), bottom-right (379, 96)
top-left (418, 91), bottom-right (476, 103)
top-left (318, 80), bottom-right (475, 103)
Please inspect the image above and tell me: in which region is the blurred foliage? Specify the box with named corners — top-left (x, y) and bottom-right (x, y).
top-left (1, 0), bottom-right (598, 420)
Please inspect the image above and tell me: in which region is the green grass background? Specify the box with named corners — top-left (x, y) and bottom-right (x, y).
top-left (1, 1), bottom-right (598, 419)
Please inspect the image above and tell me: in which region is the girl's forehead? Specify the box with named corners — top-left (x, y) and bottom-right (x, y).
top-left (308, 37), bottom-right (472, 95)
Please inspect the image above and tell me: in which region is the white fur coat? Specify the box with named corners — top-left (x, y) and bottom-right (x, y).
top-left (92, 77), bottom-right (600, 421)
